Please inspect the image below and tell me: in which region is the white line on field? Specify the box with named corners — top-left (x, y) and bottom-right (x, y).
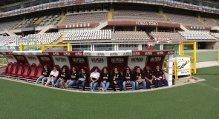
top-left (0, 77), bottom-right (205, 94)
top-left (197, 82), bottom-right (219, 91)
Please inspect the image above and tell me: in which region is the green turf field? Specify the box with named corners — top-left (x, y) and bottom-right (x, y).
top-left (0, 67), bottom-right (218, 119)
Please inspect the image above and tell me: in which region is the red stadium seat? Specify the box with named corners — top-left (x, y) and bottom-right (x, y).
top-left (5, 63), bottom-right (16, 76)
top-left (9, 63), bottom-right (19, 76)
top-left (20, 65), bottom-right (30, 78)
top-left (11, 63), bottom-right (24, 77)
top-left (26, 64), bottom-right (37, 80)
top-left (33, 65), bottom-right (44, 80)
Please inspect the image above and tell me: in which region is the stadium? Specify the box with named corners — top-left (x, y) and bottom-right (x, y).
top-left (0, 0), bottom-right (219, 119)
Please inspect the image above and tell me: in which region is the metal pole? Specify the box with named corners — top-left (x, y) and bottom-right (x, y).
top-left (193, 42), bottom-right (197, 74)
top-left (168, 54), bottom-right (174, 86)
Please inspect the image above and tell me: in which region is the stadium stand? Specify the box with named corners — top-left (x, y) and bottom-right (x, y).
top-left (179, 31), bottom-right (217, 40)
top-left (211, 33), bottom-right (219, 39)
top-left (150, 32), bottom-right (184, 43)
top-left (14, 17), bottom-right (40, 29)
top-left (0, 0), bottom-right (218, 51)
top-left (165, 13), bottom-right (203, 26)
top-left (64, 30), bottom-right (149, 42)
top-left (201, 17), bottom-right (218, 27)
top-left (112, 31), bottom-right (149, 41)
top-left (0, 20), bottom-right (21, 31)
top-left (64, 30), bottom-right (111, 42)
top-left (21, 33), bottom-right (62, 45)
top-left (0, 0), bottom-right (218, 19)
top-left (0, 35), bottom-right (20, 46)
top-left (13, 14), bottom-right (61, 29)
top-left (113, 10), bottom-right (166, 22)
top-left (38, 14), bottom-right (61, 26)
top-left (60, 11), bottom-right (107, 25)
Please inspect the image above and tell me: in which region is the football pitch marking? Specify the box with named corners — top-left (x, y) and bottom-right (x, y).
top-left (0, 77), bottom-right (205, 94)
top-left (198, 82), bottom-right (219, 91)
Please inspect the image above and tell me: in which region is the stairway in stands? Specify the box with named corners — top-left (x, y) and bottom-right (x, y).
top-left (52, 33), bottom-right (67, 44)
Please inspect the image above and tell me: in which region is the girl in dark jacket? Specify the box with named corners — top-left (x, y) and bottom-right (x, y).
top-left (122, 67), bottom-right (135, 90)
top-left (111, 67), bottom-right (124, 91)
top-left (56, 67), bottom-right (69, 88)
top-left (100, 67), bottom-right (110, 91)
top-left (66, 67), bottom-right (79, 88)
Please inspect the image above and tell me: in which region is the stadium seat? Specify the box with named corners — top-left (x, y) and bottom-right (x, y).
top-left (33, 65), bottom-right (44, 80)
top-left (8, 63), bottom-right (19, 77)
top-left (61, 10), bottom-right (107, 25)
top-left (179, 31), bottom-right (216, 40)
top-left (150, 32), bottom-right (184, 43)
top-left (6, 63), bottom-right (17, 76)
top-left (0, 36), bottom-right (21, 47)
top-left (211, 33), bottom-right (219, 39)
top-left (113, 10), bottom-right (166, 22)
top-left (20, 65), bottom-right (30, 79)
top-left (112, 31), bottom-right (149, 41)
top-left (64, 30), bottom-right (111, 42)
top-left (22, 33), bottom-right (62, 45)
top-left (0, 20), bottom-right (21, 31)
top-left (165, 13), bottom-right (203, 26)
top-left (11, 63), bottom-right (24, 77)
top-left (26, 64), bottom-right (38, 81)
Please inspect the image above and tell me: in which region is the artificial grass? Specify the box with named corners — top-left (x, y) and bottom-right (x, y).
top-left (0, 67), bottom-right (218, 119)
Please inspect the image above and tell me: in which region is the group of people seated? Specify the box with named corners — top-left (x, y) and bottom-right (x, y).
top-left (36, 65), bottom-right (168, 91)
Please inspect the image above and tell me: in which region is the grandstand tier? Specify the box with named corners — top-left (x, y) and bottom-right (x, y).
top-left (0, 0), bottom-right (218, 19)
top-left (21, 33), bottom-right (62, 45)
top-left (150, 32), bottom-right (184, 43)
top-left (179, 31), bottom-right (217, 40)
top-left (0, 0), bottom-right (218, 50)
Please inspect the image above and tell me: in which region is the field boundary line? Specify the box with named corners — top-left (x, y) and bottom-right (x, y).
top-left (0, 76), bottom-right (205, 94)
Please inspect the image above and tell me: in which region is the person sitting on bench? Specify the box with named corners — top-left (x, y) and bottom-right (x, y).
top-left (76, 68), bottom-right (87, 90)
top-left (56, 67), bottom-right (69, 88)
top-left (45, 66), bottom-right (59, 87)
top-left (100, 67), bottom-right (110, 91)
top-left (123, 67), bottom-right (135, 90)
top-left (143, 66), bottom-right (153, 89)
top-left (89, 67), bottom-right (100, 91)
top-left (111, 67), bottom-right (123, 91)
top-left (66, 67), bottom-right (78, 88)
top-left (135, 67), bottom-right (146, 90)
top-left (152, 66), bottom-right (168, 88)
top-left (36, 65), bottom-right (50, 85)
